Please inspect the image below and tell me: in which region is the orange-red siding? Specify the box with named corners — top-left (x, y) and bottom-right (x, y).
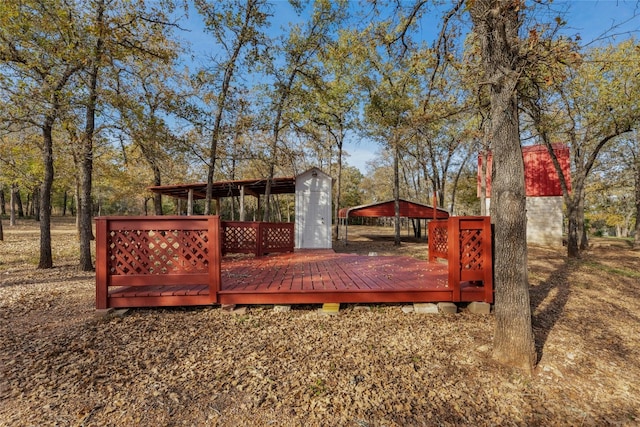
top-left (478, 144), bottom-right (571, 197)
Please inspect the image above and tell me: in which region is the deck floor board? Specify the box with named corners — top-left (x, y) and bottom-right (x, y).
top-left (108, 250), bottom-right (463, 306)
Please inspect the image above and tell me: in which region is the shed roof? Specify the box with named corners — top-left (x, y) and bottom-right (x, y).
top-left (338, 199), bottom-right (449, 219)
top-left (478, 144), bottom-right (571, 197)
top-left (147, 176), bottom-right (296, 200)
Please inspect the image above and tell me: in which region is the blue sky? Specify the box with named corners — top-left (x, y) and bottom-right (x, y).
top-left (178, 1), bottom-right (640, 173)
top-left (554, 1), bottom-right (639, 44)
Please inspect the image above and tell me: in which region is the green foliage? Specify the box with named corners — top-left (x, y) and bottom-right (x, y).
top-left (339, 166), bottom-right (364, 209)
top-left (0, 0), bottom-right (638, 247)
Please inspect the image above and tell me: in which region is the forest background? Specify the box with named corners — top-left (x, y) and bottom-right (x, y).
top-left (1, 0), bottom-right (640, 270)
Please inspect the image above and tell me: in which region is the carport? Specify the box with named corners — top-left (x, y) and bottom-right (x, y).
top-left (338, 199), bottom-right (449, 243)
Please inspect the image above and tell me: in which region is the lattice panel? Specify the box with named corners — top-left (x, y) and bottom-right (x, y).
top-left (263, 226), bottom-right (293, 250)
top-left (108, 229), bottom-right (209, 275)
top-left (431, 225), bottom-right (448, 255)
top-left (459, 229), bottom-right (483, 271)
top-left (224, 226), bottom-right (257, 252)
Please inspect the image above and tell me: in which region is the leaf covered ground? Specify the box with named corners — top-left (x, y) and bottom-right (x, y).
top-left (0, 219), bottom-right (639, 426)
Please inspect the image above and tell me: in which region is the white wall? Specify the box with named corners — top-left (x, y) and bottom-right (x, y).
top-left (486, 196), bottom-right (564, 247)
top-left (295, 169), bottom-right (332, 249)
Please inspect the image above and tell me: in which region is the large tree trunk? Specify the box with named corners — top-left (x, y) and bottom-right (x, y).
top-left (79, 125), bottom-right (95, 271)
top-left (152, 164), bottom-right (163, 215)
top-left (75, 178), bottom-right (81, 234)
top-left (263, 91), bottom-right (287, 223)
top-left (634, 150), bottom-right (640, 250)
top-left (489, 80), bottom-right (535, 372)
top-left (0, 186), bottom-right (6, 215)
top-left (32, 187), bottom-right (40, 220)
top-left (78, 0), bottom-right (104, 272)
top-left (578, 192), bottom-right (588, 250)
top-left (39, 120), bottom-right (54, 269)
top-left (470, 0), bottom-right (536, 373)
top-left (565, 198), bottom-right (580, 257)
top-left (15, 187), bottom-right (24, 218)
top-left (62, 190), bottom-right (68, 216)
top-left (10, 185), bottom-right (16, 226)
top-left (479, 151), bottom-right (488, 216)
top-left (203, 0), bottom-right (260, 215)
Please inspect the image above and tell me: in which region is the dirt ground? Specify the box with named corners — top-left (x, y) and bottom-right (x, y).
top-left (0, 219), bottom-right (639, 426)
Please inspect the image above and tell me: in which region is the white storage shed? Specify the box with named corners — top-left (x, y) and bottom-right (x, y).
top-left (295, 167), bottom-right (333, 249)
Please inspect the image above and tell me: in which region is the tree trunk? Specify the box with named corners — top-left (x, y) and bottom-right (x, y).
top-left (263, 164), bottom-right (274, 222)
top-left (152, 164), bottom-right (163, 215)
top-left (39, 120), bottom-right (54, 269)
top-left (62, 190), bottom-right (68, 216)
top-left (15, 188), bottom-right (24, 217)
top-left (78, 0), bottom-right (104, 272)
top-left (578, 193), bottom-right (588, 250)
top-left (470, 0), bottom-right (536, 373)
top-left (204, 0), bottom-right (259, 215)
top-left (333, 142), bottom-right (343, 241)
top-left (450, 147), bottom-right (472, 214)
top-left (634, 150), bottom-right (640, 249)
top-left (75, 179), bottom-right (81, 235)
top-left (0, 216), bottom-right (3, 241)
top-left (78, 98), bottom-right (97, 269)
top-left (0, 186), bottom-right (6, 215)
top-left (32, 187), bottom-right (40, 220)
top-left (480, 151), bottom-right (488, 216)
top-left (393, 144), bottom-right (401, 247)
top-left (10, 185), bottom-right (17, 226)
top-left (565, 198), bottom-right (580, 257)
top-left (489, 83), bottom-right (535, 372)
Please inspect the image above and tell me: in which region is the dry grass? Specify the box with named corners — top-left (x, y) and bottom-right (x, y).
top-left (0, 219), bottom-right (639, 426)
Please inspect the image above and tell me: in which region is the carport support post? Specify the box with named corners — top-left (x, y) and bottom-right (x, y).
top-left (345, 213), bottom-right (348, 245)
top-left (239, 185), bottom-right (245, 221)
top-left (187, 189), bottom-right (194, 216)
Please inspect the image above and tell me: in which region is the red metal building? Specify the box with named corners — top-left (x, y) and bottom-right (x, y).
top-left (478, 144), bottom-right (572, 197)
top-left (478, 144), bottom-right (572, 246)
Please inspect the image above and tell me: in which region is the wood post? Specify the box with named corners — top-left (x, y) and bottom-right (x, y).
top-left (239, 185), bottom-right (245, 221)
top-left (95, 217), bottom-right (108, 310)
top-left (187, 189), bottom-right (194, 216)
top-left (430, 216), bottom-right (493, 303)
top-left (447, 217), bottom-right (462, 302)
top-left (208, 216), bottom-right (221, 303)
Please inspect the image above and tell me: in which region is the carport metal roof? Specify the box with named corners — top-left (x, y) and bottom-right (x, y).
top-left (147, 177), bottom-right (296, 200)
top-left (338, 199), bottom-right (449, 220)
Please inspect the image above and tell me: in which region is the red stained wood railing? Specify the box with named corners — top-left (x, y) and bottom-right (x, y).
top-left (428, 216), bottom-right (493, 303)
top-left (96, 216), bottom-right (491, 309)
top-left (95, 216), bottom-right (221, 309)
top-left (221, 221), bottom-right (294, 256)
top-left (428, 220), bottom-right (448, 262)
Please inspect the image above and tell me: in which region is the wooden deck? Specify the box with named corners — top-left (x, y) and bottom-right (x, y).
top-left (97, 216), bottom-right (493, 309)
top-left (107, 250), bottom-right (489, 306)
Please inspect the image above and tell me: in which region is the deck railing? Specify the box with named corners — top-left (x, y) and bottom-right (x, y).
top-left (428, 216), bottom-right (493, 303)
top-left (95, 216), bottom-right (492, 309)
top-left (95, 216), bottom-right (222, 309)
top-left (428, 220), bottom-right (448, 262)
top-left (221, 221), bottom-right (294, 256)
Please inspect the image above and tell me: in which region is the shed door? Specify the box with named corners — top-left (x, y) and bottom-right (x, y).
top-left (298, 190), bottom-right (329, 249)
